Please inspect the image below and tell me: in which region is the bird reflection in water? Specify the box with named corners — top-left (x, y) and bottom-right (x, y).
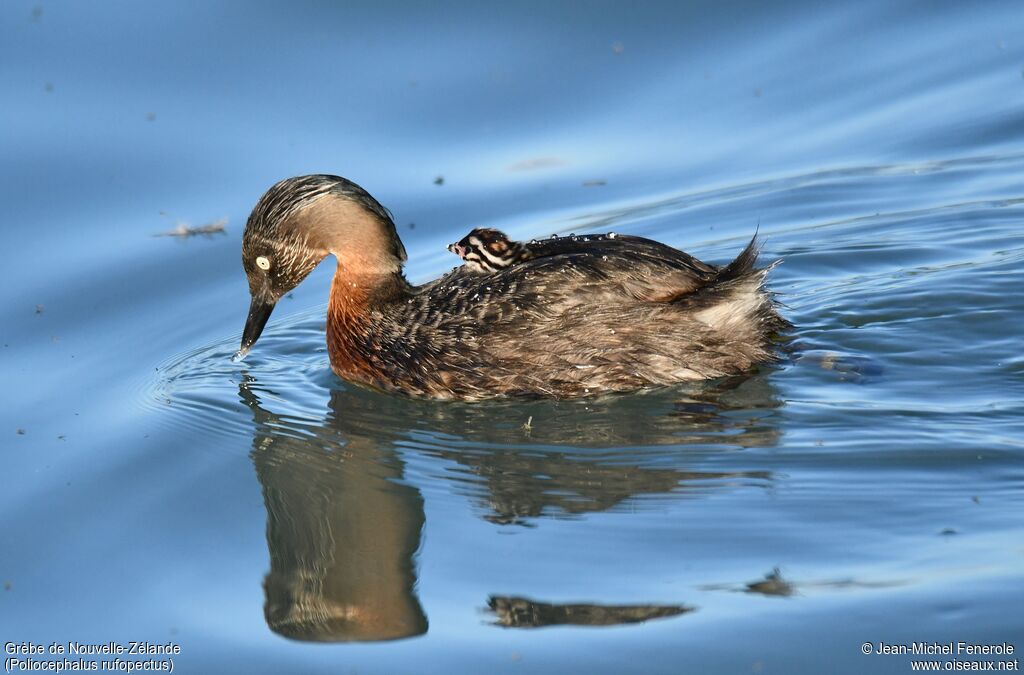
top-left (488, 596), bottom-right (694, 628)
top-left (244, 381), bottom-right (428, 642)
top-left (238, 371), bottom-right (783, 642)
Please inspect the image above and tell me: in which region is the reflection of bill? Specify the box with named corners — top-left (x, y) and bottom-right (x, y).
top-left (488, 596), bottom-right (694, 628)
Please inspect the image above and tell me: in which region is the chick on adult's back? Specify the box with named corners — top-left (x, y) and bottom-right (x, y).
top-left (236, 175), bottom-right (789, 400)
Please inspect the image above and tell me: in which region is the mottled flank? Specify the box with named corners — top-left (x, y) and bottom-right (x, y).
top-left (240, 175), bottom-right (790, 400)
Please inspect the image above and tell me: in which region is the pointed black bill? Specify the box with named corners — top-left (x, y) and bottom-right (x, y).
top-left (234, 296), bottom-right (276, 361)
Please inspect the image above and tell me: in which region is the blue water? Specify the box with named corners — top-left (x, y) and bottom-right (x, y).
top-left (3, 1), bottom-right (1023, 673)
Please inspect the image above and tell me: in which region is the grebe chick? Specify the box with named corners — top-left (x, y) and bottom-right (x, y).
top-left (237, 175), bottom-right (789, 401)
top-left (450, 228), bottom-right (723, 278)
top-left (448, 228), bottom-right (533, 272)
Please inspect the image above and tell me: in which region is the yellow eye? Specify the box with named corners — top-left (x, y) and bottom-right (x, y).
top-left (256, 256), bottom-right (271, 271)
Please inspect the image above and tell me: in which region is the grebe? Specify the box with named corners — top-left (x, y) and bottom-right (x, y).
top-left (237, 175), bottom-right (788, 400)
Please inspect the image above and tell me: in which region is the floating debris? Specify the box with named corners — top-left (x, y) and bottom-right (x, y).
top-left (433, 175), bottom-right (445, 186)
top-left (155, 218), bottom-right (227, 238)
top-left (745, 568), bottom-right (796, 597)
top-left (582, 179), bottom-right (607, 187)
top-left (506, 157), bottom-right (567, 172)
top-left (522, 416), bottom-right (533, 431)
top-left (35, 304), bottom-right (44, 315)
top-left (16, 428), bottom-right (25, 435)
top-left (145, 111), bottom-right (156, 122)
top-left (611, 41), bottom-right (624, 55)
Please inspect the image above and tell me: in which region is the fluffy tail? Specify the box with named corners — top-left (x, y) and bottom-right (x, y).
top-left (714, 234), bottom-right (761, 283)
top-left (695, 233), bottom-right (790, 337)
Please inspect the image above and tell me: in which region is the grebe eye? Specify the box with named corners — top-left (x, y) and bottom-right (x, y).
top-left (256, 256), bottom-right (271, 271)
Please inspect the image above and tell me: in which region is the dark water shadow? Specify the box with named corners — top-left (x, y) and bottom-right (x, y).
top-left (238, 372), bottom-right (784, 642)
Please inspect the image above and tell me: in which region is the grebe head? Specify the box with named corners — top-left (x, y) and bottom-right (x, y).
top-left (447, 228), bottom-right (518, 273)
top-left (236, 174), bottom-right (406, 359)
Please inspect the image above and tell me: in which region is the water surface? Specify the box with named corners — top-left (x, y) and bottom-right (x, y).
top-left (2, 1), bottom-right (1023, 673)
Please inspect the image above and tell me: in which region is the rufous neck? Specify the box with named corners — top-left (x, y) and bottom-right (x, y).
top-left (326, 259), bottom-right (408, 348)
